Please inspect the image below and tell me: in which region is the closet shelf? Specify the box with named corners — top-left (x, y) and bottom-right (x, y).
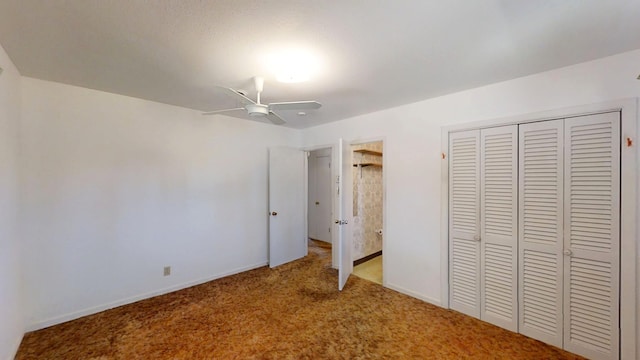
top-left (353, 149), bottom-right (383, 156)
top-left (353, 163), bottom-right (382, 168)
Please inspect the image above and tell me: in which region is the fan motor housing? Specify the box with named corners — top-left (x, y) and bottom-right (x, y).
top-left (246, 104), bottom-right (269, 117)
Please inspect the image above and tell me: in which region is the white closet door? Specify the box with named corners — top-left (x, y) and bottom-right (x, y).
top-left (563, 112), bottom-right (620, 360)
top-left (518, 120), bottom-right (564, 347)
top-left (480, 125), bottom-right (518, 332)
top-left (449, 130), bottom-right (481, 318)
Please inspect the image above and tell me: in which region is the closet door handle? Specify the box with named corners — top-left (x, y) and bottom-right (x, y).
top-left (563, 249), bottom-right (573, 257)
top-left (473, 235), bottom-right (481, 241)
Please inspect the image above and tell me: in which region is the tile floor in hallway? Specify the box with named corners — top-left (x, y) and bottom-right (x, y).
top-left (352, 255), bottom-right (382, 285)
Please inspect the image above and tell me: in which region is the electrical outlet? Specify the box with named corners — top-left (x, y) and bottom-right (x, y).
top-left (163, 266), bottom-right (171, 276)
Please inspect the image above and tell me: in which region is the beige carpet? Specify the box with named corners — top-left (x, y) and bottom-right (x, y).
top-left (16, 240), bottom-right (583, 359)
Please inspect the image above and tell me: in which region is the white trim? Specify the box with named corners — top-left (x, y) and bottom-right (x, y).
top-left (619, 98), bottom-right (637, 360)
top-left (386, 282), bottom-right (442, 307)
top-left (303, 151), bottom-right (309, 258)
top-left (440, 98), bottom-right (637, 359)
top-left (5, 334), bottom-right (24, 360)
top-left (26, 261), bottom-right (268, 331)
top-left (440, 127), bottom-right (450, 309)
top-left (442, 99), bottom-right (636, 133)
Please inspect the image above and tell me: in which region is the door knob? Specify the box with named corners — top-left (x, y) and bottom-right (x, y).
top-left (563, 249), bottom-right (573, 256)
top-left (473, 235), bottom-right (480, 241)
top-left (335, 220), bottom-right (339, 224)
top-left (271, 212), bottom-right (277, 216)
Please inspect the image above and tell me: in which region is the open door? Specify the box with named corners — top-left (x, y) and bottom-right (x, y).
top-left (336, 138), bottom-right (353, 290)
top-left (269, 147), bottom-right (307, 268)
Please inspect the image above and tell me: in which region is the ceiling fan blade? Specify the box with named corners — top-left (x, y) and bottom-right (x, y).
top-left (266, 111), bottom-right (286, 125)
top-left (269, 101), bottom-right (322, 111)
top-left (202, 107), bottom-right (244, 115)
top-left (217, 86), bottom-right (256, 106)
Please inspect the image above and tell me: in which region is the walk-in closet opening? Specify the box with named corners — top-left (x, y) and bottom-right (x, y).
top-left (351, 141), bottom-right (384, 285)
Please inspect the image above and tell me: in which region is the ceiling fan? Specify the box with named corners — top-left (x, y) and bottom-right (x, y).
top-left (202, 76), bottom-right (321, 125)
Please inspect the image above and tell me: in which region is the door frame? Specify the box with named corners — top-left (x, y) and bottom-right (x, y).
top-left (307, 148), bottom-right (333, 243)
top-left (440, 98), bottom-right (637, 359)
top-left (349, 138), bottom-right (387, 286)
top-left (303, 137), bottom-right (387, 286)
top-left (268, 146), bottom-right (309, 268)
top-left (303, 143), bottom-right (339, 268)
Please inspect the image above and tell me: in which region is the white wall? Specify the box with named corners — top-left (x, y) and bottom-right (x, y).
top-left (0, 45), bottom-right (24, 359)
top-left (20, 78), bottom-right (301, 330)
top-left (302, 49), bottom-right (640, 306)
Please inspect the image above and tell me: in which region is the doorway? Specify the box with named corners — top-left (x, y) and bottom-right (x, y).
top-left (307, 147), bottom-right (335, 267)
top-left (308, 148), bottom-right (332, 243)
top-left (350, 141), bottom-right (383, 285)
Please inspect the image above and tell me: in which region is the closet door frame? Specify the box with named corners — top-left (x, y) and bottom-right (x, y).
top-left (440, 98), bottom-right (637, 359)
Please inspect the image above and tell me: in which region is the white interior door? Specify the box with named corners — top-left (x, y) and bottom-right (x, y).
top-left (480, 125), bottom-right (518, 332)
top-left (518, 120), bottom-right (564, 348)
top-left (336, 138), bottom-right (353, 291)
top-left (269, 146), bottom-right (307, 268)
top-left (308, 149), bottom-right (332, 242)
top-left (448, 130), bottom-right (481, 318)
top-left (563, 112), bottom-right (620, 360)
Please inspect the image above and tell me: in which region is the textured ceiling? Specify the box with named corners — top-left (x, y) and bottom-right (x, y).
top-left (1, 0), bottom-right (639, 128)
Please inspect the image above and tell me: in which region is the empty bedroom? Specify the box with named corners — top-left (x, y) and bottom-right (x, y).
top-left (1, 1), bottom-right (639, 359)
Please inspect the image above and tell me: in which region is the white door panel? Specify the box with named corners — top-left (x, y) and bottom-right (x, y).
top-left (337, 138), bottom-right (353, 291)
top-left (449, 130), bottom-right (481, 318)
top-left (518, 120), bottom-right (564, 348)
top-left (269, 147), bottom-right (307, 268)
top-left (563, 112), bottom-right (620, 360)
top-left (480, 125), bottom-right (518, 332)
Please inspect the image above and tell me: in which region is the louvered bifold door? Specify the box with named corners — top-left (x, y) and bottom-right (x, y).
top-left (563, 112), bottom-right (620, 360)
top-left (518, 120), bottom-right (564, 348)
top-left (480, 125), bottom-right (518, 332)
top-left (449, 130), bottom-right (481, 318)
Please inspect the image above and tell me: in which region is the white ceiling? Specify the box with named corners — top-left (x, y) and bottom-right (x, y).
top-left (1, 1), bottom-right (639, 128)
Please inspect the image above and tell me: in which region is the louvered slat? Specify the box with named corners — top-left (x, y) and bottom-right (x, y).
top-left (518, 120), bottom-right (563, 348)
top-left (484, 243), bottom-right (514, 320)
top-left (451, 239), bottom-right (478, 308)
top-left (522, 250), bottom-right (559, 335)
top-left (569, 258), bottom-right (613, 354)
top-left (449, 130), bottom-right (481, 318)
top-left (563, 112), bottom-right (620, 360)
top-left (480, 126), bottom-right (518, 332)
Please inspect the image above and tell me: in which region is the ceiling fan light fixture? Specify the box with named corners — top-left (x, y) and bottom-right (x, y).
top-left (276, 72), bottom-right (310, 83)
top-left (246, 103), bottom-right (269, 117)
top-left (266, 47), bottom-right (321, 83)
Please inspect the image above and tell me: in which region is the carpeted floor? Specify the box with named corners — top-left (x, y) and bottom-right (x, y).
top-left (16, 240), bottom-right (584, 359)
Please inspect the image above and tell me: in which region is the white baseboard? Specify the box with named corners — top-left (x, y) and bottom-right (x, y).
top-left (384, 282), bottom-right (443, 308)
top-left (5, 333), bottom-right (24, 360)
top-left (26, 261), bottom-right (268, 331)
